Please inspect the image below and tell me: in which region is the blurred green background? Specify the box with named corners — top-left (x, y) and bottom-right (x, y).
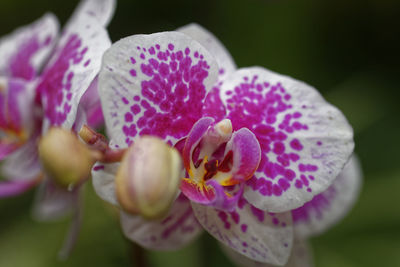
top-left (1, 0), bottom-right (400, 266)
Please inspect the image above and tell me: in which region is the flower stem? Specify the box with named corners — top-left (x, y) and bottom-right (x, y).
top-left (131, 242), bottom-right (149, 267)
top-left (79, 124), bottom-right (126, 163)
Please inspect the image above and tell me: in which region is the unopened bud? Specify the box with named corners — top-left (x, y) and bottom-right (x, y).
top-left (115, 136), bottom-right (182, 219)
top-left (38, 127), bottom-right (99, 189)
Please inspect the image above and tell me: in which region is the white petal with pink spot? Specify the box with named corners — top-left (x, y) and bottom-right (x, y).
top-left (177, 23), bottom-right (236, 81)
top-left (292, 155), bottom-right (362, 238)
top-left (99, 32), bottom-right (218, 148)
top-left (212, 67), bottom-right (353, 212)
top-left (192, 197), bottom-right (293, 265)
top-left (220, 238), bottom-right (313, 267)
top-left (120, 194), bottom-right (203, 250)
top-left (39, 15), bottom-right (111, 130)
top-left (91, 161), bottom-right (120, 207)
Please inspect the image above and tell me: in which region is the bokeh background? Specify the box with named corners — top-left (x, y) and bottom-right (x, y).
top-left (1, 0), bottom-right (400, 266)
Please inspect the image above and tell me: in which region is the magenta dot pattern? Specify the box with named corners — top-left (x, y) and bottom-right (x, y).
top-left (291, 156), bottom-right (361, 237)
top-left (38, 15), bottom-right (111, 129)
top-left (124, 44), bottom-right (210, 144)
top-left (120, 194), bottom-right (203, 250)
top-left (211, 74), bottom-right (318, 195)
top-left (292, 186), bottom-right (336, 224)
top-left (38, 34), bottom-right (88, 126)
top-left (177, 23), bottom-right (237, 82)
top-left (192, 196), bottom-right (293, 264)
top-left (207, 67), bottom-right (353, 212)
top-left (100, 32), bottom-right (218, 147)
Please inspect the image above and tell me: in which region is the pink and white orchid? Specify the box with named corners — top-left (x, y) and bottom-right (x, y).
top-left (0, 0), bottom-right (114, 198)
top-left (0, 0), bottom-right (115, 257)
top-left (92, 24), bottom-right (356, 265)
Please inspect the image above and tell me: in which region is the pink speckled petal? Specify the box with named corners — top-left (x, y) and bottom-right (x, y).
top-left (99, 32), bottom-right (218, 147)
top-left (68, 0), bottom-right (116, 27)
top-left (0, 13), bottom-right (59, 80)
top-left (32, 180), bottom-right (79, 221)
top-left (292, 155), bottom-right (362, 238)
top-left (120, 194), bottom-right (203, 250)
top-left (178, 24), bottom-right (236, 121)
top-left (221, 238), bottom-right (313, 267)
top-left (177, 23), bottom-right (236, 81)
top-left (0, 179), bottom-right (37, 198)
top-left (91, 161), bottom-right (119, 206)
top-left (38, 14), bottom-right (111, 130)
top-left (214, 67), bottom-right (353, 212)
top-left (191, 197), bottom-right (293, 265)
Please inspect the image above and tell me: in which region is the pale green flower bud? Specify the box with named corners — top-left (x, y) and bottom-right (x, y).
top-left (38, 127), bottom-right (98, 189)
top-left (115, 136), bottom-right (182, 219)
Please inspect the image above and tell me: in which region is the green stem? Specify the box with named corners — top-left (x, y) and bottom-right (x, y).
top-left (131, 242), bottom-right (149, 267)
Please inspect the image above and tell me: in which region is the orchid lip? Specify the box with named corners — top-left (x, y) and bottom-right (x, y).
top-left (180, 117), bottom-right (261, 208)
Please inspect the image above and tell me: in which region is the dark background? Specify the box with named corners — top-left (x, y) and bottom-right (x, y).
top-left (1, 0), bottom-right (400, 266)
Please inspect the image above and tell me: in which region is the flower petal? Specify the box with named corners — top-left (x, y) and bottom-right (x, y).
top-left (0, 13), bottom-right (59, 80)
top-left (38, 15), bottom-right (111, 129)
top-left (120, 194), bottom-right (203, 250)
top-left (178, 24), bottom-right (237, 122)
top-left (180, 178), bottom-right (216, 205)
top-left (91, 161), bottom-right (120, 206)
top-left (0, 78), bottom-right (37, 139)
top-left (68, 0), bottom-right (116, 27)
top-left (218, 128), bottom-right (261, 186)
top-left (177, 23), bottom-right (236, 80)
top-left (206, 181), bottom-right (244, 211)
top-left (0, 78), bottom-right (38, 159)
top-left (1, 135), bottom-right (41, 181)
top-left (32, 180), bottom-right (79, 221)
top-left (292, 155), bottom-right (362, 238)
top-left (191, 197), bottom-right (293, 265)
top-left (182, 116), bottom-right (214, 171)
top-left (221, 238), bottom-right (313, 267)
top-left (213, 67), bottom-right (353, 212)
top-left (79, 78), bottom-right (104, 129)
top-left (0, 179), bottom-right (38, 198)
top-left (0, 142), bottom-right (20, 160)
top-left (99, 31), bottom-right (218, 147)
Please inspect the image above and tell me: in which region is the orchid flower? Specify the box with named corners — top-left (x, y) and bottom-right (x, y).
top-left (0, 0), bottom-right (114, 200)
top-left (92, 24), bottom-right (355, 265)
top-left (0, 0), bottom-right (115, 257)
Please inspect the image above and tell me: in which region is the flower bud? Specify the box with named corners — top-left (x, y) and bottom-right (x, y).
top-left (38, 127), bottom-right (98, 189)
top-left (115, 136), bottom-right (182, 219)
